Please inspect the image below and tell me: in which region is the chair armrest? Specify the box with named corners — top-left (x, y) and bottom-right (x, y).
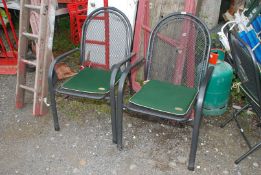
top-left (117, 58), bottom-right (145, 105)
top-left (114, 52), bottom-right (136, 69)
top-left (48, 48), bottom-right (79, 89)
top-left (110, 52), bottom-right (136, 90)
top-left (196, 66), bottom-right (214, 115)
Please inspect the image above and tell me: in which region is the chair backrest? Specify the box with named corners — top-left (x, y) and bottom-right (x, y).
top-left (80, 7), bottom-right (133, 70)
top-left (145, 12), bottom-right (211, 89)
top-left (228, 31), bottom-right (261, 105)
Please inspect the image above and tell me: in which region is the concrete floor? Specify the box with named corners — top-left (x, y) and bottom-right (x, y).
top-left (0, 73), bottom-right (261, 175)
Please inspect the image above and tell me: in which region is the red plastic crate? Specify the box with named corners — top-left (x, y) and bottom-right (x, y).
top-left (67, 1), bottom-right (88, 45)
top-left (67, 0), bottom-right (109, 45)
top-left (58, 0), bottom-right (86, 3)
top-left (76, 15), bottom-right (87, 40)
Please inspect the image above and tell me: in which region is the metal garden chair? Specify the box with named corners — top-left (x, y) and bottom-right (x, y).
top-left (220, 31), bottom-right (261, 164)
top-left (115, 12), bottom-right (213, 171)
top-left (48, 7), bottom-right (133, 144)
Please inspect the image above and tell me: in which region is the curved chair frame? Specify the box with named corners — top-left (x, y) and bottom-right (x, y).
top-left (115, 12), bottom-right (213, 171)
top-left (221, 30), bottom-right (261, 164)
top-left (48, 7), bottom-right (134, 144)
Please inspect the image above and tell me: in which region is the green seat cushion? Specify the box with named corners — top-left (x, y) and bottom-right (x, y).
top-left (129, 80), bottom-right (197, 115)
top-left (61, 67), bottom-right (119, 94)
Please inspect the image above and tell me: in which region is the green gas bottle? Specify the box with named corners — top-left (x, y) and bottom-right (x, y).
top-left (203, 49), bottom-right (233, 116)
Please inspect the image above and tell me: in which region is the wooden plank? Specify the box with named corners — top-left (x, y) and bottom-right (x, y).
top-left (198, 0), bottom-right (222, 29)
top-left (150, 0), bottom-right (163, 27)
top-left (40, 0), bottom-right (57, 115)
top-left (132, 0), bottom-right (187, 88)
top-left (150, 0), bottom-right (185, 27)
top-left (32, 0), bottom-right (49, 116)
top-left (148, 0), bottom-right (186, 82)
top-left (160, 0), bottom-right (184, 17)
top-left (16, 0), bottom-right (30, 109)
top-left (150, 0), bottom-right (222, 29)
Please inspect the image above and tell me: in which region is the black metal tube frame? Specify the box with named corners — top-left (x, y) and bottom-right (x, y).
top-left (48, 7), bottom-right (134, 145)
top-left (116, 58), bottom-right (144, 150)
top-left (187, 66), bottom-right (214, 170)
top-left (115, 12), bottom-right (212, 171)
top-left (116, 55), bottom-right (214, 171)
top-left (48, 48), bottom-right (79, 131)
top-left (49, 51), bottom-right (135, 144)
top-left (221, 31), bottom-right (261, 164)
top-left (80, 7), bottom-right (133, 65)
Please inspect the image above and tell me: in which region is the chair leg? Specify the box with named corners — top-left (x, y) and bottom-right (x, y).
top-left (128, 74), bottom-right (134, 95)
top-left (110, 91), bottom-right (117, 144)
top-left (116, 92), bottom-right (124, 150)
top-left (220, 104), bottom-right (250, 128)
top-left (49, 90), bottom-right (60, 131)
top-left (188, 65), bottom-right (214, 170)
top-left (220, 113), bottom-right (234, 128)
top-left (221, 104), bottom-right (251, 148)
top-left (188, 107), bottom-right (203, 171)
top-left (220, 103), bottom-right (257, 163)
top-left (233, 113), bottom-right (252, 149)
top-left (235, 141), bottom-right (261, 164)
top-left (116, 105), bottom-right (123, 150)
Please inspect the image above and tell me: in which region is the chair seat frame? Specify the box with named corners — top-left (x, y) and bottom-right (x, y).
top-left (115, 12), bottom-right (213, 170)
top-left (48, 7), bottom-right (134, 144)
top-left (220, 30), bottom-right (261, 164)
top-left (116, 58), bottom-right (213, 170)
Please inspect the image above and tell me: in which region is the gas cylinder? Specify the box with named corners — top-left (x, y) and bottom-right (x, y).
top-left (203, 49), bottom-right (233, 116)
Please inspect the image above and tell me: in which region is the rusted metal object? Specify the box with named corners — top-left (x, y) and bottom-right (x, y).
top-left (0, 0), bottom-right (18, 74)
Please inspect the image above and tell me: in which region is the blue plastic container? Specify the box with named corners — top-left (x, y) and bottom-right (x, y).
top-left (238, 30), bottom-right (261, 63)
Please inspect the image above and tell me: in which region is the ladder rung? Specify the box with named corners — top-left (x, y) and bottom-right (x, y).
top-left (24, 4), bottom-right (41, 10)
top-left (86, 40), bottom-right (106, 45)
top-left (20, 85), bottom-right (36, 92)
top-left (21, 59), bottom-right (37, 66)
top-left (22, 32), bottom-right (39, 40)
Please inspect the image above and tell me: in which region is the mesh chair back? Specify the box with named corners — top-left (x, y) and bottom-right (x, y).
top-left (145, 13), bottom-right (211, 89)
top-left (80, 7), bottom-right (132, 70)
top-left (229, 32), bottom-right (261, 105)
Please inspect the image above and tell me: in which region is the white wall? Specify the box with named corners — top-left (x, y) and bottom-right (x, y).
top-left (87, 0), bottom-right (138, 29)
